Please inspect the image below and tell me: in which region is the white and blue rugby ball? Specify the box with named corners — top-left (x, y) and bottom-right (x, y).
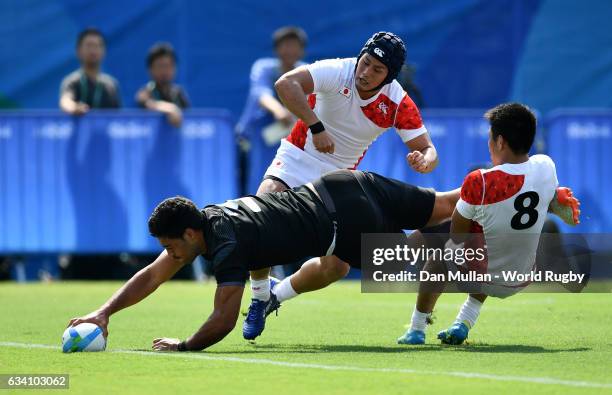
top-left (62, 323), bottom-right (106, 353)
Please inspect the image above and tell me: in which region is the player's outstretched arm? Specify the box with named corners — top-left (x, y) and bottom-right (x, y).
top-left (549, 187), bottom-right (581, 226)
top-left (67, 250), bottom-right (185, 338)
top-left (153, 285), bottom-right (244, 352)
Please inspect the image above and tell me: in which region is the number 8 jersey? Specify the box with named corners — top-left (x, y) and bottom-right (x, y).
top-left (455, 154), bottom-right (559, 283)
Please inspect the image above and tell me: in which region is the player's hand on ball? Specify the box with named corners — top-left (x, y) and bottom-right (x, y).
top-left (152, 337), bottom-right (180, 352)
top-left (67, 310), bottom-right (109, 338)
top-left (313, 131), bottom-right (335, 154)
top-left (407, 151), bottom-right (429, 173)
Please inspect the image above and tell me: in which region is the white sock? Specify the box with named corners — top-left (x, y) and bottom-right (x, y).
top-left (272, 277), bottom-right (298, 303)
top-left (250, 278), bottom-right (270, 301)
top-left (455, 296), bottom-right (483, 328)
top-left (410, 307), bottom-right (431, 332)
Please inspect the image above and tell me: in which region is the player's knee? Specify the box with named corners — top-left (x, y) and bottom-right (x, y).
top-left (325, 258), bottom-right (350, 281)
top-left (256, 179), bottom-right (288, 195)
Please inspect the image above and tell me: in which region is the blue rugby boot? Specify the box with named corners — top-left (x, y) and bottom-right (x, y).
top-left (397, 329), bottom-right (426, 345)
top-left (242, 277), bottom-right (281, 340)
top-left (437, 321), bottom-right (470, 345)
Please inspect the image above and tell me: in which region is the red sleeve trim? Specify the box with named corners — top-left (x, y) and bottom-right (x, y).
top-left (394, 94), bottom-right (423, 130)
top-left (460, 170), bottom-right (484, 205)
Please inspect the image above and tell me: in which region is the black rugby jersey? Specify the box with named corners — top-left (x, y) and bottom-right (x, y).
top-left (201, 186), bottom-right (334, 285)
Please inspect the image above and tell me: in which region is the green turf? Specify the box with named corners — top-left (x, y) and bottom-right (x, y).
top-left (0, 281), bottom-right (611, 394)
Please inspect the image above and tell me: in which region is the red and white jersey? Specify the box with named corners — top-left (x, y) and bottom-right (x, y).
top-left (456, 155), bottom-right (559, 284)
top-left (287, 57), bottom-right (428, 169)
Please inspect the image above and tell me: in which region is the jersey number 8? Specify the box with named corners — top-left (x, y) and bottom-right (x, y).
top-left (511, 191), bottom-right (540, 230)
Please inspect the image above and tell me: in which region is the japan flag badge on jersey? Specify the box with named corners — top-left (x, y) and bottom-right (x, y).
top-left (339, 86), bottom-right (352, 98)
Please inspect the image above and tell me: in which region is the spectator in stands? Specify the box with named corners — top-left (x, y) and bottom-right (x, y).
top-left (236, 26), bottom-right (308, 195)
top-left (59, 28), bottom-right (121, 114)
top-left (136, 43), bottom-right (190, 127)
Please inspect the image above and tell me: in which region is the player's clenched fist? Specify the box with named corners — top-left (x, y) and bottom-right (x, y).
top-left (312, 130), bottom-right (335, 154)
top-left (406, 150), bottom-right (429, 173)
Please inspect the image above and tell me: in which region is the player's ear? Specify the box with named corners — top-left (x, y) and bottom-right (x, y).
top-left (495, 134), bottom-right (506, 151)
top-left (183, 228), bottom-right (195, 241)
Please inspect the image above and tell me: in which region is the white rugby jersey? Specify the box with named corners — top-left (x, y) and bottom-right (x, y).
top-left (287, 58), bottom-right (427, 169)
top-left (455, 155), bottom-right (559, 285)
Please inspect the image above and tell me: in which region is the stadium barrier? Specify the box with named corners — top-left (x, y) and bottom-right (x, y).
top-left (0, 110), bottom-right (237, 254)
top-left (1, 108), bottom-right (610, 255)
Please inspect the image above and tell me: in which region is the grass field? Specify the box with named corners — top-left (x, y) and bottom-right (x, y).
top-left (1, 281), bottom-right (611, 394)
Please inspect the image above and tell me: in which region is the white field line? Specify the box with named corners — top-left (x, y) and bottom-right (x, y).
top-left (291, 300), bottom-right (520, 312)
top-left (1, 341), bottom-right (610, 389)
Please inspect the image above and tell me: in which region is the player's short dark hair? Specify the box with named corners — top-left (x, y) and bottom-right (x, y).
top-left (146, 42), bottom-right (177, 68)
top-left (273, 26), bottom-right (307, 48)
top-left (485, 102), bottom-right (536, 155)
top-left (148, 196), bottom-right (203, 239)
top-left (77, 27), bottom-right (105, 48)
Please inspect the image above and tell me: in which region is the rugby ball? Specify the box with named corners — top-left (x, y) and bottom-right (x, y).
top-left (62, 323), bottom-right (106, 353)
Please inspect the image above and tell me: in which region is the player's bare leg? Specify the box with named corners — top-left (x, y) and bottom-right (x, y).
top-left (389, 189), bottom-right (459, 344)
top-left (398, 190), bottom-right (460, 346)
top-left (243, 178), bottom-right (289, 340)
top-left (398, 257), bottom-right (446, 345)
top-left (415, 259), bottom-right (446, 312)
top-left (274, 190), bottom-right (461, 306)
top-left (425, 188), bottom-right (461, 228)
top-left (273, 255), bottom-right (350, 301)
